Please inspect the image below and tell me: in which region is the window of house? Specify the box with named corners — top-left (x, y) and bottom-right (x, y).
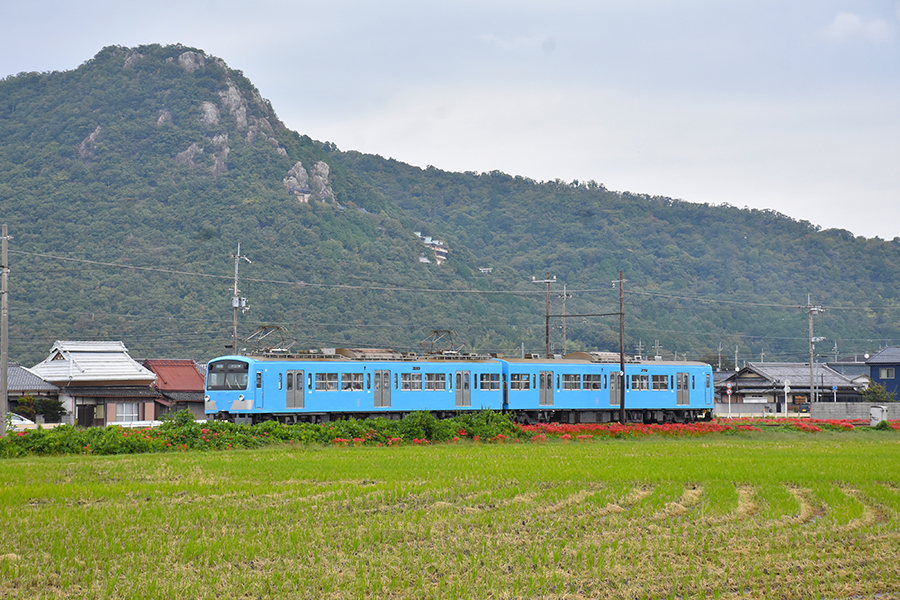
top-left (510, 374), bottom-right (531, 390)
top-left (401, 373), bottom-right (423, 391)
top-left (880, 367), bottom-right (895, 379)
top-left (315, 373), bottom-right (339, 391)
top-left (480, 373), bottom-right (500, 390)
top-left (424, 373), bottom-right (446, 391)
top-left (562, 374), bottom-right (581, 390)
top-left (116, 402), bottom-right (139, 422)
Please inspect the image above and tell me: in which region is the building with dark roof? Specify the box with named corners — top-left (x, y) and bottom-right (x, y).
top-left (718, 362), bottom-right (862, 408)
top-left (866, 347), bottom-right (900, 397)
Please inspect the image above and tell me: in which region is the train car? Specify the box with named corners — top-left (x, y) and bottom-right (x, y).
top-left (205, 347), bottom-right (714, 424)
top-left (204, 348), bottom-right (504, 423)
top-left (496, 352), bottom-right (714, 424)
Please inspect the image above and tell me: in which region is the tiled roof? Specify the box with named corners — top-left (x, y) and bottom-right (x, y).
top-left (724, 362), bottom-right (855, 391)
top-left (30, 341), bottom-right (156, 385)
top-left (866, 347), bottom-right (900, 365)
top-left (7, 363), bottom-right (58, 393)
top-left (142, 359), bottom-right (205, 392)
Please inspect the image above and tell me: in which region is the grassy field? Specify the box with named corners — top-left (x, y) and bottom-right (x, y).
top-left (1, 431), bottom-right (899, 599)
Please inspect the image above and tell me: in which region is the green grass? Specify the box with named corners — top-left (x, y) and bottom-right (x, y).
top-left (1, 432), bottom-right (899, 599)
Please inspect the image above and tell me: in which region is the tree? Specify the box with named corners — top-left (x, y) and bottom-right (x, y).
top-left (861, 382), bottom-right (897, 403)
top-left (13, 396), bottom-right (67, 422)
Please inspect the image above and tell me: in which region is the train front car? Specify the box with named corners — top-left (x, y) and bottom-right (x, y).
top-left (205, 355), bottom-right (255, 419)
top-left (205, 349), bottom-right (506, 423)
top-left (498, 352), bottom-right (713, 424)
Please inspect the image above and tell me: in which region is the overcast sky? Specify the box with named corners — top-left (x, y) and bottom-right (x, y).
top-left (3, 0), bottom-right (899, 239)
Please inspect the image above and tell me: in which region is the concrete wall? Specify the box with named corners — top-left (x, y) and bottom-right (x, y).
top-left (810, 402), bottom-right (900, 421)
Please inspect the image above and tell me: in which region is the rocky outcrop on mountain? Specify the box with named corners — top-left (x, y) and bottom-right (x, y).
top-left (77, 126), bottom-right (102, 160)
top-left (312, 161), bottom-right (336, 202)
top-left (283, 161), bottom-right (311, 199)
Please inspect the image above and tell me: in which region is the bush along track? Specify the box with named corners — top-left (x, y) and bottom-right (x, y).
top-left (1, 411), bottom-right (897, 458)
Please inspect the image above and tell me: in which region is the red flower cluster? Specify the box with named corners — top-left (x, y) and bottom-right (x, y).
top-left (521, 421), bottom-right (738, 438)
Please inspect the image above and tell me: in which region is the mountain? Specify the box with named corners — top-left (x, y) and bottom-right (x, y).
top-left (2, 44), bottom-right (900, 367)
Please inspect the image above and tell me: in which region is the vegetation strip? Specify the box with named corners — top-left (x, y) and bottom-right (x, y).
top-left (5, 411), bottom-right (898, 458)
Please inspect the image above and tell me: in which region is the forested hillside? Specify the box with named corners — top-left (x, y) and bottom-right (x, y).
top-left (2, 44), bottom-right (899, 367)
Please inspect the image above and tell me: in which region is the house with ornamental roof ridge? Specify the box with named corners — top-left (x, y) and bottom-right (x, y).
top-left (30, 341), bottom-right (159, 426)
top-left (718, 362), bottom-right (862, 410)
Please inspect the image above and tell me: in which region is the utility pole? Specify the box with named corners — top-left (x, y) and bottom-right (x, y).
top-left (807, 295), bottom-right (825, 403)
top-left (0, 225), bottom-right (8, 439)
top-left (230, 243), bottom-right (251, 355)
top-left (717, 342), bottom-right (723, 371)
top-left (532, 272), bottom-right (556, 358)
top-left (557, 284), bottom-right (572, 356)
top-left (615, 271), bottom-right (626, 425)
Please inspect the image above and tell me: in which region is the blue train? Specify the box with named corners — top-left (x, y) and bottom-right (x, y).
top-left (204, 348), bottom-right (714, 424)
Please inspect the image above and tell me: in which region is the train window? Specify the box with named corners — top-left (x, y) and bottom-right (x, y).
top-left (562, 374), bottom-right (581, 390)
top-left (480, 373), bottom-right (500, 390)
top-left (315, 373), bottom-right (339, 391)
top-left (308, 373), bottom-right (312, 390)
top-left (583, 374), bottom-right (602, 390)
top-left (286, 374), bottom-right (292, 391)
top-left (342, 373), bottom-right (364, 391)
top-left (631, 375), bottom-right (649, 390)
top-left (424, 373), bottom-right (446, 391)
top-left (692, 376), bottom-right (695, 390)
top-left (651, 375), bottom-right (669, 391)
top-left (401, 373), bottom-right (422, 391)
top-left (207, 360), bottom-right (250, 391)
top-left (278, 373), bottom-right (283, 390)
top-left (604, 374), bottom-right (608, 389)
top-left (255, 373), bottom-right (262, 389)
top-left (706, 374), bottom-right (711, 388)
top-left (367, 373), bottom-right (371, 390)
top-left (510, 374), bottom-right (531, 390)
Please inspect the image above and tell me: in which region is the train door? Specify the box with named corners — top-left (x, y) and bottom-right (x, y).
top-left (455, 371), bottom-right (471, 407)
top-left (677, 372), bottom-right (689, 405)
top-left (374, 370), bottom-right (391, 408)
top-left (254, 371), bottom-right (264, 408)
top-left (286, 370), bottom-right (304, 409)
top-left (539, 371), bottom-right (554, 406)
top-left (610, 372), bottom-right (622, 406)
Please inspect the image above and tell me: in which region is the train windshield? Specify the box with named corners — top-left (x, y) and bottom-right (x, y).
top-left (207, 360), bottom-right (250, 391)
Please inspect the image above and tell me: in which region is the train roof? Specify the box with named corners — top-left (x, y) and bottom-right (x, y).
top-left (238, 348), bottom-right (498, 363)
top-left (220, 349), bottom-right (710, 367)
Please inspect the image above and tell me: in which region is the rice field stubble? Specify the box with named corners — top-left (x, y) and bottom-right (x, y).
top-left (1, 432), bottom-right (899, 599)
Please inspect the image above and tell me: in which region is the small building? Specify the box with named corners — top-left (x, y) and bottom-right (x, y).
top-left (866, 347), bottom-right (900, 397)
top-left (142, 359), bottom-right (207, 420)
top-left (30, 341), bottom-right (158, 427)
top-left (6, 362), bottom-right (60, 418)
top-left (414, 232), bottom-right (449, 264)
top-left (717, 362), bottom-right (861, 414)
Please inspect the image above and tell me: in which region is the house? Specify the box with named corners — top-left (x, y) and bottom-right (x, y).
top-left (717, 362), bottom-right (861, 412)
top-left (6, 362), bottom-right (60, 420)
top-left (141, 359), bottom-right (206, 420)
top-left (30, 341), bottom-right (158, 427)
top-left (866, 347), bottom-right (900, 397)
top-left (414, 232), bottom-right (449, 264)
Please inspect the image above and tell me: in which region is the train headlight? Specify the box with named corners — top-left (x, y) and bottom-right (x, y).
top-left (238, 394), bottom-right (245, 401)
top-left (204, 395), bottom-right (210, 402)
